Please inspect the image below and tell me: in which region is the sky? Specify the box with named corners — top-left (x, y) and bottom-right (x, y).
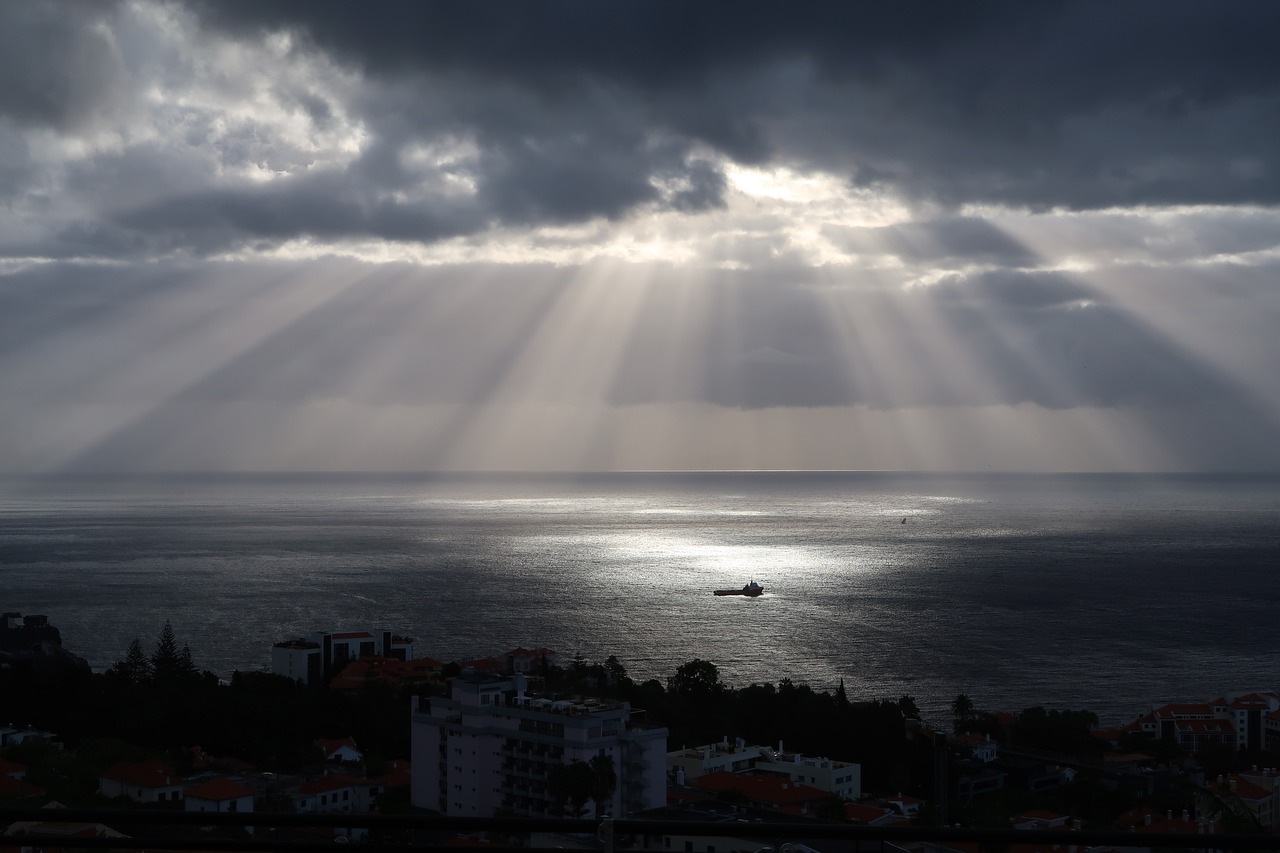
top-left (2, 1), bottom-right (1279, 473)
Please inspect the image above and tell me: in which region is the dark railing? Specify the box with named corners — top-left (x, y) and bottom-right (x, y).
top-left (3, 808), bottom-right (1280, 853)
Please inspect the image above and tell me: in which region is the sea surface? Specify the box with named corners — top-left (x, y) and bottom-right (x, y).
top-left (2, 471), bottom-right (1278, 725)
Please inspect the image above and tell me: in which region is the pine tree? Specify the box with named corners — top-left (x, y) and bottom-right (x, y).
top-left (151, 620), bottom-right (182, 685)
top-left (177, 644), bottom-right (199, 682)
top-left (125, 637), bottom-right (153, 685)
top-left (108, 637), bottom-right (153, 685)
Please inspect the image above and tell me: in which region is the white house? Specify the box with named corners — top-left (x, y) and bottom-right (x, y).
top-left (98, 761), bottom-right (184, 804)
top-left (185, 777), bottom-right (255, 813)
top-left (317, 737), bottom-right (363, 764)
top-left (185, 776), bottom-right (255, 834)
top-left (293, 774), bottom-right (358, 813)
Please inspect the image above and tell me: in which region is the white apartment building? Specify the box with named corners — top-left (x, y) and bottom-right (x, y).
top-left (272, 629), bottom-right (415, 685)
top-left (669, 738), bottom-right (861, 801)
top-left (410, 673), bottom-right (668, 817)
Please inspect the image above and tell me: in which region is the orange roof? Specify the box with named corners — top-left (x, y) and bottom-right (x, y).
top-left (186, 777), bottom-right (255, 802)
top-left (1153, 703), bottom-right (1214, 717)
top-left (844, 803), bottom-right (897, 824)
top-left (0, 774), bottom-right (46, 797)
top-left (1173, 719), bottom-right (1234, 733)
top-left (367, 760), bottom-right (411, 788)
top-left (1208, 776), bottom-right (1272, 801)
top-left (299, 774), bottom-right (359, 795)
top-left (1117, 808), bottom-right (1201, 833)
top-left (101, 760), bottom-right (180, 789)
top-left (317, 737), bottom-right (359, 758)
top-left (328, 656), bottom-right (441, 690)
top-left (0, 757), bottom-right (25, 776)
top-left (694, 770), bottom-right (829, 809)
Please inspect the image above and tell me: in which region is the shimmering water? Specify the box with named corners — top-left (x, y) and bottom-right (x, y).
top-left (2, 471), bottom-right (1277, 724)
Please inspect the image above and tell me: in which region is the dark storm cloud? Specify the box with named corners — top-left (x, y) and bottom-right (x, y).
top-left (189, 0), bottom-right (1280, 213)
top-left (0, 1), bottom-right (126, 133)
top-left (7, 1), bottom-right (1279, 259)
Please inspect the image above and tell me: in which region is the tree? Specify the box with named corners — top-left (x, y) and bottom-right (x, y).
top-left (177, 645), bottom-right (200, 681)
top-left (110, 638), bottom-right (153, 685)
top-left (151, 621), bottom-right (182, 685)
top-left (951, 693), bottom-right (975, 731)
top-left (604, 655), bottom-right (630, 686)
top-left (667, 659), bottom-right (725, 702)
top-left (547, 761), bottom-right (595, 817)
top-left (589, 754), bottom-right (617, 815)
top-left (898, 695), bottom-right (921, 719)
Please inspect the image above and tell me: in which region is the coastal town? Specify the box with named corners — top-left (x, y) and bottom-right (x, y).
top-left (3, 611), bottom-right (1280, 851)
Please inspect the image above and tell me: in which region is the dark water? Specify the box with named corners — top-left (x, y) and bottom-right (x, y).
top-left (1, 471), bottom-right (1277, 725)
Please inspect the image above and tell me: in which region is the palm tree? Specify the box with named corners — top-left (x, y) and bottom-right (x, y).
top-left (951, 693), bottom-right (975, 732)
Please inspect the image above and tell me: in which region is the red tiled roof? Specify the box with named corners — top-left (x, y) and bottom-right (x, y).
top-left (100, 760), bottom-right (180, 789)
top-left (317, 737), bottom-right (359, 758)
top-left (1208, 776), bottom-right (1272, 801)
top-left (366, 760), bottom-right (411, 788)
top-left (1153, 703), bottom-right (1214, 717)
top-left (185, 777), bottom-right (255, 802)
top-left (1173, 719), bottom-right (1234, 733)
top-left (298, 774), bottom-right (359, 795)
top-left (1117, 808), bottom-right (1201, 834)
top-left (328, 656), bottom-right (441, 690)
top-left (0, 757), bottom-right (25, 776)
top-left (0, 774), bottom-right (46, 798)
top-left (694, 770), bottom-right (829, 808)
top-left (844, 803), bottom-right (897, 824)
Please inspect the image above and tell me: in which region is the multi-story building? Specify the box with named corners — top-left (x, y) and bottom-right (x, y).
top-left (271, 630), bottom-right (415, 686)
top-left (1210, 692), bottom-right (1280, 751)
top-left (410, 672), bottom-right (667, 817)
top-left (1126, 692), bottom-right (1280, 752)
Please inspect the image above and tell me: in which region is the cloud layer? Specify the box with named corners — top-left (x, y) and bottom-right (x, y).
top-left (1, 1), bottom-right (1278, 471)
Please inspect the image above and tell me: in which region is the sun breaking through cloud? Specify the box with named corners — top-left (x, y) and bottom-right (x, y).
top-left (2, 1), bottom-right (1279, 473)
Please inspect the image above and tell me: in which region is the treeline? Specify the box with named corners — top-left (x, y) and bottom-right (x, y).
top-left (0, 623), bottom-right (410, 774)
top-left (547, 656), bottom-right (935, 797)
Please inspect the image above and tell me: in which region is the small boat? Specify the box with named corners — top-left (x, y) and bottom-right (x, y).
top-left (714, 581), bottom-right (764, 597)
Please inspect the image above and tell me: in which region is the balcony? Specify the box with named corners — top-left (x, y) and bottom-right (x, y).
top-left (3, 807), bottom-right (1280, 853)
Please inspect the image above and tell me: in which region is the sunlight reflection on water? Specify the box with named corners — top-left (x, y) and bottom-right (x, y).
top-left (3, 472), bottom-right (1279, 724)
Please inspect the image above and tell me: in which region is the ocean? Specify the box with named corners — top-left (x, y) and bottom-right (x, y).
top-left (1, 471), bottom-right (1277, 726)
